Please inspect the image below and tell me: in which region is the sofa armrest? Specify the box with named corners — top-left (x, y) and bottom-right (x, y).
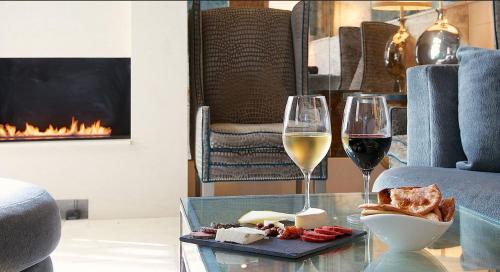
top-left (407, 65), bottom-right (466, 167)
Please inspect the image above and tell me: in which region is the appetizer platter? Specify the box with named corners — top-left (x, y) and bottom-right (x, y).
top-left (180, 210), bottom-right (366, 259)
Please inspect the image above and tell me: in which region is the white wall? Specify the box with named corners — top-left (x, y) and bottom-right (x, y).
top-left (0, 1), bottom-right (188, 219)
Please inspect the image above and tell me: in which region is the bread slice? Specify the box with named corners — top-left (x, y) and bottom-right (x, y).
top-left (390, 184), bottom-right (442, 215)
top-left (358, 203), bottom-right (420, 217)
top-left (439, 197), bottom-right (455, 222)
top-left (377, 188), bottom-right (392, 204)
top-left (361, 209), bottom-right (406, 216)
top-left (433, 206), bottom-right (443, 222)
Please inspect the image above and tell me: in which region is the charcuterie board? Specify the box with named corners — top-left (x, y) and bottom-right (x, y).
top-left (179, 228), bottom-right (366, 259)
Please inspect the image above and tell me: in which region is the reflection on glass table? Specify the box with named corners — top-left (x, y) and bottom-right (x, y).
top-left (180, 193), bottom-right (500, 272)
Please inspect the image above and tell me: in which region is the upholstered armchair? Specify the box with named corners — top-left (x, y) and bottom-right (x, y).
top-left (346, 22), bottom-right (399, 92)
top-left (189, 0), bottom-right (327, 195)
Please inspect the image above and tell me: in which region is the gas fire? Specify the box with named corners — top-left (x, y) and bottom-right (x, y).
top-left (0, 118), bottom-right (112, 140)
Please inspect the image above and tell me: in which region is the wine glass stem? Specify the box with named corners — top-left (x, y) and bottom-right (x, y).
top-left (362, 170), bottom-right (372, 204)
top-left (302, 171), bottom-right (312, 211)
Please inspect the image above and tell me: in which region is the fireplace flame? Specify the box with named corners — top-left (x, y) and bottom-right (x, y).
top-left (0, 118), bottom-right (112, 140)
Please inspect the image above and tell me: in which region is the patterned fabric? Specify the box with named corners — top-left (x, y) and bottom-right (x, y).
top-left (338, 26), bottom-right (361, 90)
top-left (196, 115), bottom-right (327, 182)
top-left (349, 22), bottom-right (399, 92)
top-left (388, 135), bottom-right (408, 168)
top-left (210, 123), bottom-right (282, 149)
top-left (201, 8), bottom-right (297, 124)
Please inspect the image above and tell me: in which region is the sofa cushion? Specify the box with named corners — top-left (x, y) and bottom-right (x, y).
top-left (210, 123), bottom-right (283, 149)
top-left (374, 166), bottom-right (500, 221)
top-left (456, 47), bottom-right (500, 172)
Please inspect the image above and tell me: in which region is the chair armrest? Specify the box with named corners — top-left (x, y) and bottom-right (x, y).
top-left (407, 65), bottom-right (466, 167)
top-left (195, 106), bottom-right (210, 182)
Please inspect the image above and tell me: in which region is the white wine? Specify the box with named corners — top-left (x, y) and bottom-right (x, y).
top-left (283, 132), bottom-right (331, 172)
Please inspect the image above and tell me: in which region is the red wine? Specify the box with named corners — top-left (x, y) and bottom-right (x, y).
top-left (342, 134), bottom-right (392, 171)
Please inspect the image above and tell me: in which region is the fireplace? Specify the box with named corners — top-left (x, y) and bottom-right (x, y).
top-left (0, 58), bottom-right (130, 141)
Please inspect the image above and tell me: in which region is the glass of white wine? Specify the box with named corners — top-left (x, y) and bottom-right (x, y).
top-left (283, 95), bottom-right (331, 212)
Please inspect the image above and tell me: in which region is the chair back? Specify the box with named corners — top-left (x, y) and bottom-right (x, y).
top-left (189, 2), bottom-right (309, 124)
top-left (350, 22), bottom-right (398, 92)
top-left (338, 26), bottom-right (361, 90)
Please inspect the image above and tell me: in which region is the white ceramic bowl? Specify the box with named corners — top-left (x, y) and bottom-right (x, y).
top-left (361, 214), bottom-right (453, 251)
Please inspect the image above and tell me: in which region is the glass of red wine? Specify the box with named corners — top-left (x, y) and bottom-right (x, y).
top-left (341, 95), bottom-right (391, 225)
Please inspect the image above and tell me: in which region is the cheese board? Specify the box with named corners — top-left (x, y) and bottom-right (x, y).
top-left (180, 228), bottom-right (366, 259)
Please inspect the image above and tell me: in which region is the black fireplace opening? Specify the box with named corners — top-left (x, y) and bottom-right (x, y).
top-left (0, 58), bottom-right (130, 141)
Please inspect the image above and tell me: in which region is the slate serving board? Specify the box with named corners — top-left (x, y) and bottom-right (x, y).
top-left (180, 229), bottom-right (366, 259)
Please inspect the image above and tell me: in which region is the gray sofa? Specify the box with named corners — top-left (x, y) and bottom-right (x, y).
top-left (374, 65), bottom-right (500, 221)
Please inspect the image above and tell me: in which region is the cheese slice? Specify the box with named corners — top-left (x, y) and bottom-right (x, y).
top-left (215, 227), bottom-right (266, 244)
top-left (263, 220), bottom-right (285, 229)
top-left (238, 211), bottom-right (295, 225)
top-left (294, 208), bottom-right (329, 229)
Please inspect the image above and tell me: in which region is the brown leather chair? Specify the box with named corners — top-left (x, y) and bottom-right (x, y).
top-left (189, 0), bottom-right (327, 195)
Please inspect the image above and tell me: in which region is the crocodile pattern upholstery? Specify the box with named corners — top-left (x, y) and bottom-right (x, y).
top-left (291, 1), bottom-right (309, 95)
top-left (202, 8), bottom-right (296, 124)
top-left (350, 22), bottom-right (399, 92)
top-left (338, 27), bottom-right (361, 90)
top-left (210, 123), bottom-right (283, 149)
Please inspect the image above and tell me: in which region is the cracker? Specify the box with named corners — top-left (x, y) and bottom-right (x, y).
top-left (377, 188), bottom-right (392, 204)
top-left (433, 206), bottom-right (443, 222)
top-left (390, 184), bottom-right (442, 215)
top-left (439, 197), bottom-right (455, 222)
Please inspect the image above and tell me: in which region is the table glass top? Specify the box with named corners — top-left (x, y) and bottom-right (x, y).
top-left (180, 193), bottom-right (500, 272)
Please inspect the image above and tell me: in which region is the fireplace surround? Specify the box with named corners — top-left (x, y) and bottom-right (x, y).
top-left (0, 58), bottom-right (130, 141)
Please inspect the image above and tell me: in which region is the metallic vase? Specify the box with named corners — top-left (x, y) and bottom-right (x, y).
top-left (416, 9), bottom-right (460, 65)
top-left (384, 19), bottom-right (415, 92)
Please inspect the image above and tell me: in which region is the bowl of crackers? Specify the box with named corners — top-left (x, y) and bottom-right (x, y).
top-left (360, 184), bottom-right (455, 251)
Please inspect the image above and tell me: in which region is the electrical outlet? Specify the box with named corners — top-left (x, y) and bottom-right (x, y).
top-left (56, 199), bottom-right (89, 220)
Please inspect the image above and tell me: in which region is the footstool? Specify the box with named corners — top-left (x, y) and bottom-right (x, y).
top-left (0, 178), bottom-right (61, 272)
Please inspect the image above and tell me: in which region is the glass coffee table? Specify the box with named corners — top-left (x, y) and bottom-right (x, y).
top-left (180, 193), bottom-right (500, 272)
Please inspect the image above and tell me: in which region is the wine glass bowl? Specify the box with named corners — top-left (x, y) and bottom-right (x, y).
top-left (283, 95), bottom-right (331, 213)
top-left (341, 95), bottom-right (391, 224)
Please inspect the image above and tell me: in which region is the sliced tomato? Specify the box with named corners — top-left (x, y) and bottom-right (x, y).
top-left (314, 228), bottom-right (343, 236)
top-left (302, 231), bottom-right (337, 241)
top-left (331, 226), bottom-right (352, 235)
top-left (301, 235), bottom-right (327, 243)
top-left (321, 226), bottom-right (352, 235)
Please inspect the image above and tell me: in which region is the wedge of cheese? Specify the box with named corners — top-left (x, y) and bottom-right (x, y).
top-left (215, 227), bottom-right (266, 244)
top-left (295, 208), bottom-right (329, 229)
top-left (238, 211), bottom-right (295, 225)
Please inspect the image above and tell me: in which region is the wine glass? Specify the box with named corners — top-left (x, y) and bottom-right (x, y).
top-left (283, 95), bottom-right (331, 213)
top-left (341, 95), bottom-right (391, 224)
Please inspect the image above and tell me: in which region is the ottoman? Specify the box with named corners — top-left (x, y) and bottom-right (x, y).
top-left (0, 178), bottom-right (61, 272)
